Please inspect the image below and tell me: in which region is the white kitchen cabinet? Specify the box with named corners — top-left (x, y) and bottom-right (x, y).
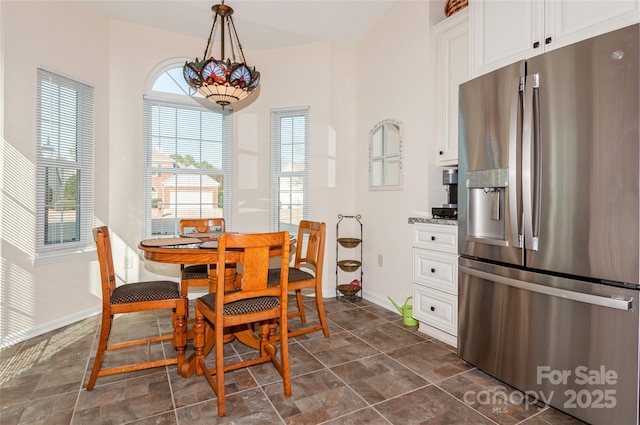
top-left (434, 9), bottom-right (468, 166)
top-left (470, 0), bottom-right (640, 77)
top-left (412, 222), bottom-right (458, 346)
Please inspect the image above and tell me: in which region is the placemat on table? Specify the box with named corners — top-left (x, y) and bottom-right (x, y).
top-left (180, 231), bottom-right (238, 241)
top-left (141, 237), bottom-right (202, 247)
top-left (199, 241), bottom-right (218, 249)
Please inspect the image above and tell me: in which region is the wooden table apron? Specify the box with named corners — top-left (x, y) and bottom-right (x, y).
top-left (138, 240), bottom-right (291, 377)
top-left (138, 245), bottom-right (240, 291)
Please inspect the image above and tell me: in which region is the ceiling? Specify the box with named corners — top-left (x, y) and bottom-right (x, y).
top-left (85, 0), bottom-right (397, 52)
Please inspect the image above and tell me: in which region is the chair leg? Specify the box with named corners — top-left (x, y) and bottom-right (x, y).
top-left (86, 313), bottom-right (112, 390)
top-left (195, 307), bottom-right (227, 417)
top-left (214, 318), bottom-right (226, 416)
top-left (294, 289), bottom-right (306, 322)
top-left (277, 312), bottom-right (292, 397)
top-left (314, 286), bottom-right (330, 337)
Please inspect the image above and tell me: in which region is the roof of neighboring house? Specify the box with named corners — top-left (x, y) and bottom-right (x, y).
top-left (161, 174), bottom-right (220, 187)
top-left (152, 149), bottom-right (176, 167)
top-left (282, 161), bottom-right (305, 172)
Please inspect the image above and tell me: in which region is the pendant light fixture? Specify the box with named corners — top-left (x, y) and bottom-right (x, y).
top-left (183, 1), bottom-right (260, 108)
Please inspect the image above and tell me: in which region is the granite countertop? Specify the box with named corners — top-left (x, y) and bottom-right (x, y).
top-left (408, 217), bottom-right (458, 226)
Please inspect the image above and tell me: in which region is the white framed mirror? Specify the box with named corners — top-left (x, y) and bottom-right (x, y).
top-left (369, 118), bottom-right (403, 191)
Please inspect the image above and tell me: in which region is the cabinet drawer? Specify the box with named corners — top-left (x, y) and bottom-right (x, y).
top-left (413, 223), bottom-right (457, 253)
top-left (413, 285), bottom-right (457, 336)
top-left (413, 249), bottom-right (457, 294)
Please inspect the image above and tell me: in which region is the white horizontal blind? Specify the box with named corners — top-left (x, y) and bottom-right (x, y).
top-left (270, 107), bottom-right (309, 234)
top-left (35, 68), bottom-right (94, 259)
top-left (142, 97), bottom-right (232, 238)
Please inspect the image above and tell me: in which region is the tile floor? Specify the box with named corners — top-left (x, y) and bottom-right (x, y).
top-left (1, 296), bottom-right (586, 425)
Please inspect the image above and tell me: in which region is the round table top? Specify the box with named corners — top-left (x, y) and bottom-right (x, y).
top-left (138, 235), bottom-right (295, 264)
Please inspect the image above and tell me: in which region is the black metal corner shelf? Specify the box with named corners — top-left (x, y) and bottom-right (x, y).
top-left (335, 214), bottom-right (363, 302)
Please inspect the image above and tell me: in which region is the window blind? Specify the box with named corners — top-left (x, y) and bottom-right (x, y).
top-left (142, 97), bottom-right (232, 238)
top-left (35, 67), bottom-right (94, 260)
top-left (270, 107), bottom-right (309, 233)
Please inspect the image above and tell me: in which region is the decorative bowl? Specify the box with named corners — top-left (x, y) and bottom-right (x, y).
top-left (337, 284), bottom-right (361, 297)
top-left (337, 238), bottom-right (361, 248)
top-left (337, 260), bottom-right (361, 272)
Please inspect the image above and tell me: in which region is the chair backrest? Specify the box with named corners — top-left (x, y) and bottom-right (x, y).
top-left (93, 226), bottom-right (117, 311)
top-left (179, 218), bottom-right (226, 235)
top-left (294, 220), bottom-right (326, 278)
top-left (215, 232), bottom-right (290, 305)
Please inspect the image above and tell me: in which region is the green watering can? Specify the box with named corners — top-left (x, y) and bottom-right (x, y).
top-left (388, 296), bottom-right (418, 327)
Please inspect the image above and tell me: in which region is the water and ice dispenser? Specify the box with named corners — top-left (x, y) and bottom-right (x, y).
top-left (466, 168), bottom-right (509, 245)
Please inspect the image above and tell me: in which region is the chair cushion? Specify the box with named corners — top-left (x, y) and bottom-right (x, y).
top-left (200, 293), bottom-right (280, 315)
top-left (183, 264), bottom-right (209, 280)
top-left (267, 267), bottom-right (314, 286)
top-left (111, 281), bottom-right (180, 304)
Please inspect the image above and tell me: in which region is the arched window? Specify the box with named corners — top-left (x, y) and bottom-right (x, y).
top-left (142, 60), bottom-right (232, 237)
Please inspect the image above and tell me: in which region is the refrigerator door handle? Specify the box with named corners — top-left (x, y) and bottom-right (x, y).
top-left (522, 74), bottom-right (540, 251)
top-left (531, 74), bottom-right (542, 246)
top-left (508, 77), bottom-right (524, 248)
top-left (460, 265), bottom-right (633, 311)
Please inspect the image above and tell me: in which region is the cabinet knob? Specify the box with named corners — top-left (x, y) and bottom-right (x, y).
top-left (545, 37), bottom-right (552, 45)
top-left (439, 151), bottom-right (444, 155)
top-left (431, 236), bottom-right (436, 241)
top-left (533, 41), bottom-right (540, 48)
top-left (430, 306), bottom-right (436, 312)
top-left (431, 268), bottom-right (436, 273)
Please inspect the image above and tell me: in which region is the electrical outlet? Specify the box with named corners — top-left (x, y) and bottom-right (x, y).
top-left (378, 254), bottom-right (383, 267)
top-left (124, 256), bottom-right (133, 269)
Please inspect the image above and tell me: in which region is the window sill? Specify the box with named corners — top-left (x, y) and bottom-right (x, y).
top-left (33, 247), bottom-right (96, 267)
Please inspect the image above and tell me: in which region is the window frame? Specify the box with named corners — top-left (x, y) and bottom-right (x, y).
top-left (142, 62), bottom-right (232, 238)
top-left (270, 107), bottom-right (310, 234)
top-left (35, 67), bottom-right (95, 263)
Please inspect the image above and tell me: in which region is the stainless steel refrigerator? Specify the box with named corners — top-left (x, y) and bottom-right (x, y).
top-left (457, 24), bottom-right (639, 425)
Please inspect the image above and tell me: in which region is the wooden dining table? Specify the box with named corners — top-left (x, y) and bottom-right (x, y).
top-left (138, 233), bottom-right (295, 377)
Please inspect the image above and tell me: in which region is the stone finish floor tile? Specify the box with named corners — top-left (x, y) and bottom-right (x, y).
top-left (375, 385), bottom-right (496, 425)
top-left (0, 298), bottom-right (585, 425)
top-left (386, 339), bottom-right (473, 383)
top-left (330, 353), bottom-right (428, 404)
top-left (349, 321), bottom-right (426, 352)
top-left (297, 330), bottom-right (380, 367)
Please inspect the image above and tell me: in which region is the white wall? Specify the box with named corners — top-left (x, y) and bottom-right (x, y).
top-left (1, 1), bottom-right (111, 346)
top-left (354, 1), bottom-right (437, 307)
top-left (0, 0), bottom-right (439, 346)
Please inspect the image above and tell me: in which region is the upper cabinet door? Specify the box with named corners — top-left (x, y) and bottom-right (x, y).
top-left (434, 9), bottom-right (468, 166)
top-left (546, 1), bottom-right (640, 51)
top-left (470, 0), bottom-right (543, 78)
top-left (470, 0), bottom-right (640, 78)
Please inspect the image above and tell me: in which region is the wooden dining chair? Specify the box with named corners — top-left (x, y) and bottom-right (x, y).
top-left (193, 231), bottom-right (291, 417)
top-left (178, 218), bottom-right (226, 296)
top-left (87, 226), bottom-right (187, 390)
top-left (268, 220), bottom-right (329, 338)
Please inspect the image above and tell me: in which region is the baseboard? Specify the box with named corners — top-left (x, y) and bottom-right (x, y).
top-left (0, 306), bottom-right (101, 349)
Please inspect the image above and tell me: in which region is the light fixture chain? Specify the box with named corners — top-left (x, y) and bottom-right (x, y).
top-left (228, 17), bottom-right (247, 63)
top-left (203, 12), bottom-right (220, 60)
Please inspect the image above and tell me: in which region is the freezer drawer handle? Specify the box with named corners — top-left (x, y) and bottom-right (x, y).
top-left (461, 265), bottom-right (632, 311)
